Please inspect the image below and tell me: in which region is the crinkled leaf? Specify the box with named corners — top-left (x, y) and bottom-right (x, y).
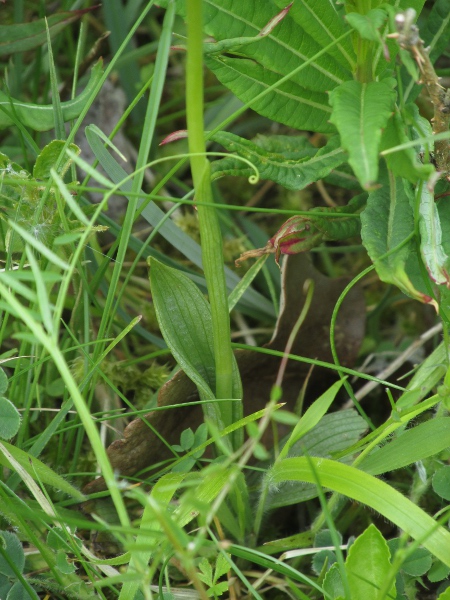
top-left (346, 524), bottom-right (395, 600)
top-left (346, 9), bottom-right (387, 42)
top-left (329, 79), bottom-right (396, 189)
top-left (0, 397), bottom-right (21, 440)
top-left (270, 458), bottom-right (450, 567)
top-left (211, 133), bottom-right (346, 190)
top-left (358, 418), bottom-right (450, 475)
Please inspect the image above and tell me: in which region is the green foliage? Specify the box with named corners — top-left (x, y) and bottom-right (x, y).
top-left (2, 0), bottom-right (450, 599)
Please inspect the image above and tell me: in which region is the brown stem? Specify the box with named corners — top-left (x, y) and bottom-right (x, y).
top-left (392, 10), bottom-right (450, 174)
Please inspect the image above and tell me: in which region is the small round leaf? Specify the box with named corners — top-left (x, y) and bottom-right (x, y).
top-left (0, 369), bottom-right (8, 395)
top-left (0, 398), bottom-right (21, 440)
top-left (0, 531), bottom-right (25, 577)
top-left (433, 466), bottom-right (450, 501)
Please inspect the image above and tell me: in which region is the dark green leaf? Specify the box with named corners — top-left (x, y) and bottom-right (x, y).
top-left (0, 531), bottom-right (24, 577)
top-left (211, 133), bottom-right (345, 190)
top-left (272, 0), bottom-right (355, 70)
top-left (206, 54), bottom-right (334, 132)
top-left (0, 397), bottom-right (21, 440)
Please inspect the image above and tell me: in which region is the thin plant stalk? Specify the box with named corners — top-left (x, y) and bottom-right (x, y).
top-left (186, 0), bottom-right (240, 437)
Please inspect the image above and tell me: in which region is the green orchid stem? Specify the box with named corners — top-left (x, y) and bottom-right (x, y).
top-left (186, 0), bottom-right (238, 436)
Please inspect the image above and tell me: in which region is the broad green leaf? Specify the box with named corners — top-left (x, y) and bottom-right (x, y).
top-left (149, 260), bottom-right (215, 398)
top-left (346, 9), bottom-right (387, 42)
top-left (206, 54), bottom-right (334, 133)
top-left (346, 524), bottom-right (395, 600)
top-left (418, 186), bottom-right (450, 285)
top-left (265, 410), bottom-right (367, 509)
top-left (33, 140), bottom-right (80, 180)
top-left (0, 397), bottom-right (21, 440)
top-left (270, 457), bottom-right (450, 566)
top-left (149, 259), bottom-right (242, 434)
top-left (359, 418), bottom-right (450, 475)
top-left (211, 133), bottom-right (346, 190)
top-left (164, 0), bottom-right (351, 93)
top-left (0, 531), bottom-right (24, 577)
top-left (272, 0), bottom-right (355, 70)
top-left (0, 9), bottom-right (93, 55)
top-left (329, 79), bottom-right (396, 189)
top-left (361, 177), bottom-right (432, 306)
top-left (0, 441), bottom-right (85, 500)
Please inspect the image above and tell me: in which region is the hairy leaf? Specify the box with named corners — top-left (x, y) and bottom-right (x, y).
top-left (329, 79), bottom-right (396, 188)
top-left (270, 457), bottom-right (450, 566)
top-left (359, 418), bottom-right (450, 475)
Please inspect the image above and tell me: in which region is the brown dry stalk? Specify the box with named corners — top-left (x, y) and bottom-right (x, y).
top-left (391, 9), bottom-right (450, 174)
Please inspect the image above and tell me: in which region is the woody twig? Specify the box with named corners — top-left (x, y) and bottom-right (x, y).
top-left (390, 9), bottom-right (450, 175)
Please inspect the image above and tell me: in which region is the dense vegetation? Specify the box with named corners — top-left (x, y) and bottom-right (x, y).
top-left (1, 1), bottom-right (450, 599)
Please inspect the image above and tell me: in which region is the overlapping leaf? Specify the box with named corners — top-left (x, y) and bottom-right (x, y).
top-left (161, 0), bottom-right (353, 132)
top-left (210, 133), bottom-right (346, 190)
